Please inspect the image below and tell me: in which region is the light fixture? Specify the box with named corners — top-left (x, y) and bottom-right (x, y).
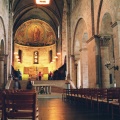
top-left (105, 61), bottom-right (119, 70)
top-left (14, 52), bottom-right (18, 55)
top-left (54, 56), bottom-right (58, 59)
top-left (17, 58), bottom-right (20, 63)
top-left (36, 0), bottom-right (50, 5)
top-left (52, 59), bottom-right (55, 62)
top-left (15, 53), bottom-right (18, 59)
top-left (57, 52), bottom-right (61, 56)
top-left (50, 61), bottom-right (53, 63)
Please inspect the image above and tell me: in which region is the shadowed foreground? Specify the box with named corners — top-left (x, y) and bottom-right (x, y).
top-left (38, 98), bottom-right (112, 120)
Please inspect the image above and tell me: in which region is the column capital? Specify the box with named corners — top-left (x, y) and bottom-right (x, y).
top-left (99, 35), bottom-right (111, 47)
top-left (0, 56), bottom-right (5, 61)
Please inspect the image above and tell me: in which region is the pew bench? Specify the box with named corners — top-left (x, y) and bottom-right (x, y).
top-left (3, 91), bottom-right (39, 120)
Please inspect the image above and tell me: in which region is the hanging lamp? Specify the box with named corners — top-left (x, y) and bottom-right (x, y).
top-left (36, 0), bottom-right (50, 5)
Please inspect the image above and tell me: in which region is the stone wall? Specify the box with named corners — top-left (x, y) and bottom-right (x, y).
top-left (14, 43), bottom-right (57, 80)
top-left (0, 0), bottom-right (9, 85)
top-left (69, 0), bottom-right (120, 88)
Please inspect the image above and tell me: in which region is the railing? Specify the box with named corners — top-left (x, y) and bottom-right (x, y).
top-left (62, 88), bottom-right (120, 120)
top-left (33, 84), bottom-right (52, 94)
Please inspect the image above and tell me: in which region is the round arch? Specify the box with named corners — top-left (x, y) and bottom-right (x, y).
top-left (0, 16), bottom-right (6, 55)
top-left (0, 16), bottom-right (6, 85)
top-left (72, 18), bottom-right (89, 88)
top-left (99, 12), bottom-right (113, 88)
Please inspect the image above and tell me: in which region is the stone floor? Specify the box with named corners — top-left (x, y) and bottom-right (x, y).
top-left (37, 98), bottom-right (113, 120)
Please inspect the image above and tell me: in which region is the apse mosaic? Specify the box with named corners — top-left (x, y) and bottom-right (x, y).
top-left (14, 19), bottom-right (56, 46)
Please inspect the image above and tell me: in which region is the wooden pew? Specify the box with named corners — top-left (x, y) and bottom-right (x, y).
top-left (100, 88), bottom-right (119, 115)
top-left (111, 88), bottom-right (120, 120)
top-left (0, 90), bottom-right (4, 120)
top-left (62, 87), bottom-right (120, 119)
top-left (3, 92), bottom-right (39, 120)
top-left (62, 89), bottom-right (67, 101)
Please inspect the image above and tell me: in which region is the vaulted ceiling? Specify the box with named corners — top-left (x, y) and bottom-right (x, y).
top-left (12, 0), bottom-right (64, 37)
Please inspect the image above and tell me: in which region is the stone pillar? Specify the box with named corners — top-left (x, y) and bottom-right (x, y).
top-left (4, 55), bottom-right (8, 86)
top-left (66, 3), bottom-right (71, 80)
top-left (62, 2), bottom-right (67, 64)
top-left (56, 27), bottom-right (62, 68)
top-left (111, 21), bottom-right (120, 57)
top-left (75, 63), bottom-right (78, 88)
top-left (80, 48), bottom-right (88, 88)
top-left (0, 56), bottom-right (5, 85)
top-left (87, 35), bottom-right (102, 88)
top-left (95, 36), bottom-right (102, 88)
top-left (8, 1), bottom-right (13, 76)
top-left (100, 36), bottom-right (111, 88)
top-left (70, 55), bottom-right (75, 82)
top-left (111, 21), bottom-right (120, 87)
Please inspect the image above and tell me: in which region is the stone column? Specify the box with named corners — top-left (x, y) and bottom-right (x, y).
top-left (0, 56), bottom-right (5, 85)
top-left (87, 35), bottom-right (102, 88)
top-left (80, 48), bottom-right (88, 88)
top-left (62, 2), bottom-right (67, 64)
top-left (111, 21), bottom-right (120, 86)
top-left (4, 55), bottom-right (8, 86)
top-left (111, 21), bottom-right (120, 57)
top-left (70, 55), bottom-right (75, 82)
top-left (66, 3), bottom-right (71, 80)
top-left (75, 63), bottom-right (78, 88)
top-left (95, 36), bottom-right (102, 88)
top-left (100, 36), bottom-right (111, 88)
top-left (56, 27), bottom-right (62, 68)
top-left (8, 1), bottom-right (13, 77)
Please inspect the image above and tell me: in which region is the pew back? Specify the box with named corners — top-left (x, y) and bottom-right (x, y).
top-left (3, 92), bottom-right (37, 120)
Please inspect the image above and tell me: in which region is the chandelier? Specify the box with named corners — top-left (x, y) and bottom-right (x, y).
top-left (36, 0), bottom-right (50, 4)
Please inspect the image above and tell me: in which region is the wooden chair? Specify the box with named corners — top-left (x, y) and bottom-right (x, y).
top-left (101, 88), bottom-right (119, 115)
top-left (62, 89), bottom-right (74, 102)
top-left (91, 88), bottom-right (106, 113)
top-left (0, 90), bottom-right (4, 120)
top-left (111, 88), bottom-right (120, 120)
top-left (62, 89), bottom-right (67, 101)
top-left (3, 92), bottom-right (39, 120)
top-left (89, 88), bottom-right (98, 110)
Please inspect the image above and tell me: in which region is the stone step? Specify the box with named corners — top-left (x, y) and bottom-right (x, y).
top-left (9, 80), bottom-right (66, 94)
top-left (37, 92), bottom-right (62, 99)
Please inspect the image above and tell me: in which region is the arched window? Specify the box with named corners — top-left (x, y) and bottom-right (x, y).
top-left (49, 50), bottom-right (52, 63)
top-left (34, 51), bottom-right (39, 64)
top-left (18, 50), bottom-right (22, 63)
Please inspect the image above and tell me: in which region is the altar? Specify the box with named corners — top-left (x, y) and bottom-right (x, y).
top-left (24, 67), bottom-right (48, 80)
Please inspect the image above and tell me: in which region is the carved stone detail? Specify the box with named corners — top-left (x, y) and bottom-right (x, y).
top-left (99, 36), bottom-right (111, 46)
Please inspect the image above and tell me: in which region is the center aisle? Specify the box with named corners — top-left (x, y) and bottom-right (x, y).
top-left (37, 98), bottom-right (112, 120)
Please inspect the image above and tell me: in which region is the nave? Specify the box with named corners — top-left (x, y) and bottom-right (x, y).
top-left (38, 98), bottom-right (112, 120)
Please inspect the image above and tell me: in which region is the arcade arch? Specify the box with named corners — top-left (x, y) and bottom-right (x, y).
top-left (99, 12), bottom-right (114, 88)
top-left (72, 18), bottom-right (88, 88)
top-left (0, 17), bottom-right (6, 85)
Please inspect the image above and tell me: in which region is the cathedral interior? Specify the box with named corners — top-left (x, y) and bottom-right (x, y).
top-left (0, 0), bottom-right (120, 88)
top-left (0, 0), bottom-right (120, 120)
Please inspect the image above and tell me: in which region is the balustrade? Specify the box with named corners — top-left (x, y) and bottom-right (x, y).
top-left (33, 84), bottom-right (51, 94)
